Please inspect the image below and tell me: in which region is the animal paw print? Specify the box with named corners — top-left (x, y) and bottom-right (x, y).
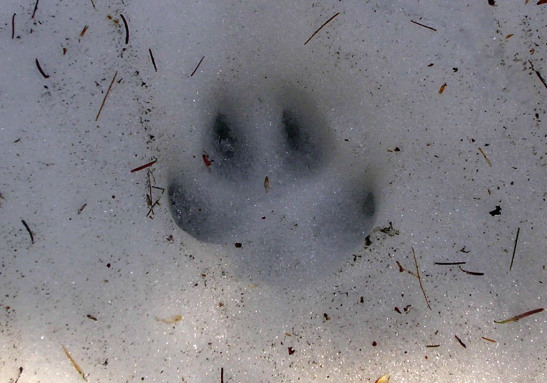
top-left (168, 87), bottom-right (376, 284)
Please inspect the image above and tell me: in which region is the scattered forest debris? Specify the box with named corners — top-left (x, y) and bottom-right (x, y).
top-left (35, 58), bottom-right (50, 79)
top-left (478, 147), bottom-right (492, 166)
top-left (120, 14), bottom-right (129, 44)
top-left (510, 227), bottom-right (520, 270)
top-left (481, 336), bottom-right (497, 343)
top-left (426, 344), bottom-right (440, 348)
top-left (288, 347), bottom-right (296, 355)
top-left (190, 56), bottom-right (205, 77)
top-left (89, 0), bottom-right (96, 9)
top-left (454, 335), bottom-right (467, 348)
top-left (304, 12), bottom-right (340, 45)
top-left (494, 308), bottom-right (545, 324)
top-left (21, 220), bottom-right (34, 244)
top-left (12, 13), bottom-right (16, 39)
top-left (458, 266), bottom-right (484, 276)
top-left (439, 82), bottom-right (447, 94)
top-left (86, 314), bottom-right (97, 321)
top-left (264, 176), bottom-right (270, 193)
top-left (410, 19), bottom-right (437, 32)
top-left (130, 158), bottom-right (157, 173)
top-left (155, 314), bottom-right (183, 324)
top-left (375, 374), bottom-right (390, 383)
top-left (488, 0), bottom-right (496, 6)
top-left (539, 0), bottom-right (547, 5)
top-left (95, 71), bottom-right (118, 121)
top-left (149, 48), bottom-right (157, 72)
top-left (379, 222), bottom-right (399, 236)
top-left (221, 367), bottom-right (224, 383)
top-left (62, 346), bottom-right (88, 381)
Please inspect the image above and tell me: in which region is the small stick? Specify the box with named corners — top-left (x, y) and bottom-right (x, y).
top-left (77, 203), bottom-right (87, 214)
top-left (509, 227), bottom-right (520, 270)
top-left (21, 220), bottom-right (34, 244)
top-left (221, 367), bottom-right (224, 383)
top-left (32, 0), bottom-right (40, 18)
top-left (14, 367), bottom-right (23, 383)
top-left (12, 13), bottom-right (16, 39)
top-left (120, 14), bottom-right (129, 44)
top-left (89, 0), bottom-right (96, 8)
top-left (458, 266), bottom-right (484, 276)
top-left (190, 56), bottom-right (205, 77)
top-left (304, 12), bottom-right (340, 45)
top-left (434, 261), bottom-right (466, 265)
top-left (80, 25), bottom-right (89, 38)
top-left (454, 335), bottom-right (466, 348)
top-left (426, 344), bottom-right (440, 348)
top-left (529, 60), bottom-right (547, 89)
top-left (412, 248), bottom-right (431, 310)
top-left (130, 158), bottom-right (157, 173)
top-left (264, 176), bottom-right (270, 193)
top-left (35, 58), bottom-right (50, 79)
top-left (478, 147), bottom-right (492, 167)
top-left (481, 336), bottom-right (497, 343)
top-left (494, 308), bottom-right (544, 324)
top-left (410, 19), bottom-right (437, 32)
top-left (95, 71), bottom-right (118, 121)
top-left (149, 48), bottom-right (157, 72)
top-left (62, 346), bottom-right (88, 381)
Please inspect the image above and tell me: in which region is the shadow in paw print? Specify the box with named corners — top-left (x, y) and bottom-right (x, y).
top-left (169, 87), bottom-right (376, 284)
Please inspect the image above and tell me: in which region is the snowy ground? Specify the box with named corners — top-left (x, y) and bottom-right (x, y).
top-left (1, 1), bottom-right (545, 382)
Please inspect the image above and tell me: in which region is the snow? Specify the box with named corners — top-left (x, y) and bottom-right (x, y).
top-left (1, 0), bottom-right (545, 382)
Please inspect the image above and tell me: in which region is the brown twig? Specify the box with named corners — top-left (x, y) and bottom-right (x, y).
top-left (190, 56), bottom-right (205, 77)
top-left (304, 12), bottom-right (340, 45)
top-left (478, 147), bottom-right (492, 167)
top-left (494, 308), bottom-right (544, 324)
top-left (149, 48), bottom-right (157, 72)
top-left (130, 158), bottom-right (157, 173)
top-left (410, 19), bottom-right (437, 32)
top-left (35, 58), bottom-right (50, 79)
top-left (62, 346), bottom-right (88, 381)
top-left (509, 227), bottom-right (520, 270)
top-left (89, 0), bottom-right (96, 8)
top-left (95, 71), bottom-right (118, 121)
top-left (120, 14), bottom-right (129, 44)
top-left (412, 248), bottom-right (432, 310)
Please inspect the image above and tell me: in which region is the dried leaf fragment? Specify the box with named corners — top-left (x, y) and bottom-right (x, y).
top-left (375, 374), bottom-right (390, 383)
top-left (156, 314), bottom-right (183, 324)
top-left (439, 82), bottom-right (447, 94)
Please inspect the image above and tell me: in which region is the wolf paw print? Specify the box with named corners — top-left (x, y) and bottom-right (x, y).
top-left (168, 87), bottom-right (376, 284)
